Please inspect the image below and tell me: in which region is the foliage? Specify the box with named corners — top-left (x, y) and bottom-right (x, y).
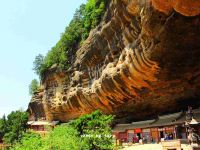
top-left (43, 110), bottom-right (114, 150)
top-left (82, 0), bottom-right (107, 39)
top-left (1, 110), bottom-right (28, 144)
top-left (10, 132), bottom-right (43, 150)
top-left (29, 79), bottom-right (39, 95)
top-left (32, 54), bottom-right (45, 76)
top-left (11, 110), bottom-right (114, 150)
top-left (33, 0), bottom-right (109, 78)
top-left (0, 115), bottom-right (7, 141)
top-left (70, 110), bottom-right (114, 150)
top-left (43, 126), bottom-right (81, 150)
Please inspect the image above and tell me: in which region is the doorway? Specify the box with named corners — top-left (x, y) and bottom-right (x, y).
top-left (137, 133), bottom-right (142, 139)
top-left (160, 131), bottom-right (164, 138)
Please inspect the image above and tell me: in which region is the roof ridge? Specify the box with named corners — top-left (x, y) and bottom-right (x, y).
top-left (158, 112), bottom-right (182, 119)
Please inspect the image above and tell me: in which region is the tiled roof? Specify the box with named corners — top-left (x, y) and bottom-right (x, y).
top-left (27, 121), bottom-right (59, 126)
top-left (171, 113), bottom-right (186, 125)
top-left (113, 124), bottom-right (131, 132)
top-left (130, 119), bottom-right (156, 129)
top-left (158, 112), bottom-right (182, 119)
top-left (149, 112), bottom-right (183, 127)
top-left (113, 120), bottom-right (155, 132)
top-left (112, 109), bottom-right (200, 132)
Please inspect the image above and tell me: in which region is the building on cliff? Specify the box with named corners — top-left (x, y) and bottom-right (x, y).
top-left (113, 109), bottom-right (200, 144)
top-left (27, 121), bottom-right (59, 136)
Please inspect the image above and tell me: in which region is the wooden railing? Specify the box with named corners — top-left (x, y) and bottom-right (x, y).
top-left (161, 140), bottom-right (181, 150)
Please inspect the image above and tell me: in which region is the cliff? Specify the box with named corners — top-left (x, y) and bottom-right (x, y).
top-left (28, 0), bottom-right (200, 123)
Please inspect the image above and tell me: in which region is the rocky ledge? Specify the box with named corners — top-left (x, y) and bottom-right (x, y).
top-left (28, 0), bottom-right (200, 123)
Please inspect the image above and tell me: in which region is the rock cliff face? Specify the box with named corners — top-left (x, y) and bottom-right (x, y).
top-left (28, 0), bottom-right (200, 122)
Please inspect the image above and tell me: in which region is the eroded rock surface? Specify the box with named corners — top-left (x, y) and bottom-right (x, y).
top-left (28, 0), bottom-right (200, 122)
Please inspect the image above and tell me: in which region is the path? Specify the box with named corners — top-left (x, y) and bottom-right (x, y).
top-left (123, 144), bottom-right (192, 150)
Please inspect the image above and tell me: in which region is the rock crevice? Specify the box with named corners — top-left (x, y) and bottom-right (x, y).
top-left (28, 0), bottom-right (200, 122)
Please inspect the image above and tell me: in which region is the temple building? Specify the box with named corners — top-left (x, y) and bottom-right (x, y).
top-left (113, 109), bottom-right (200, 143)
top-left (27, 120), bottom-right (59, 136)
top-left (113, 120), bottom-right (155, 143)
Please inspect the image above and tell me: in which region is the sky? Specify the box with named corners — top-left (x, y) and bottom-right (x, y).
top-left (0, 0), bottom-right (86, 117)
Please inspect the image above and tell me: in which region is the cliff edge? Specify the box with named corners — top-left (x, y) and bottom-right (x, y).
top-left (28, 0), bottom-right (200, 123)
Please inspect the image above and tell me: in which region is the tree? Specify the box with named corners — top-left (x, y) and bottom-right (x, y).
top-left (33, 54), bottom-right (45, 76)
top-left (12, 126), bottom-right (84, 150)
top-left (29, 79), bottom-right (39, 95)
top-left (10, 132), bottom-right (43, 150)
top-left (0, 115), bottom-right (7, 141)
top-left (33, 0), bottom-right (109, 77)
top-left (82, 0), bottom-right (107, 39)
top-left (11, 110), bottom-right (114, 149)
top-left (43, 126), bottom-right (82, 150)
top-left (3, 110), bottom-right (29, 144)
top-left (70, 110), bottom-right (114, 150)
top-left (73, 4), bottom-right (85, 21)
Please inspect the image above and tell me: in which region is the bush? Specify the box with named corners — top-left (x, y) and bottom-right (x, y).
top-left (43, 126), bottom-right (81, 150)
top-left (11, 110), bottom-right (114, 150)
top-left (70, 110), bottom-right (114, 150)
top-left (43, 110), bottom-right (114, 150)
top-left (11, 132), bottom-right (43, 150)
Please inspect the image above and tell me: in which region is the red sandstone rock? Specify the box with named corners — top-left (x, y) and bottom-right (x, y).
top-left (171, 0), bottom-right (200, 16)
top-left (28, 0), bottom-right (200, 123)
top-left (152, 0), bottom-right (200, 16)
top-left (151, 0), bottom-right (173, 15)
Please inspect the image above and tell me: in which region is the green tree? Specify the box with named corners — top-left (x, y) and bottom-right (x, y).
top-left (11, 132), bottom-right (43, 150)
top-left (33, 54), bottom-right (45, 77)
top-left (12, 126), bottom-right (84, 150)
top-left (33, 0), bottom-right (109, 77)
top-left (70, 110), bottom-right (114, 150)
top-left (0, 115), bottom-right (7, 141)
top-left (43, 126), bottom-right (82, 150)
top-left (82, 0), bottom-right (107, 39)
top-left (10, 110), bottom-right (114, 149)
top-left (29, 79), bottom-right (39, 95)
top-left (3, 110), bottom-right (29, 144)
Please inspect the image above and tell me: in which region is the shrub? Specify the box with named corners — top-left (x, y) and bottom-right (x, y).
top-left (70, 110), bottom-right (114, 150)
top-left (43, 126), bottom-right (81, 150)
top-left (11, 110), bottom-right (114, 150)
top-left (11, 132), bottom-right (43, 150)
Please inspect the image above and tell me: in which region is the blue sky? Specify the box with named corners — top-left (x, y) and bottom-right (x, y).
top-left (0, 0), bottom-right (86, 117)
